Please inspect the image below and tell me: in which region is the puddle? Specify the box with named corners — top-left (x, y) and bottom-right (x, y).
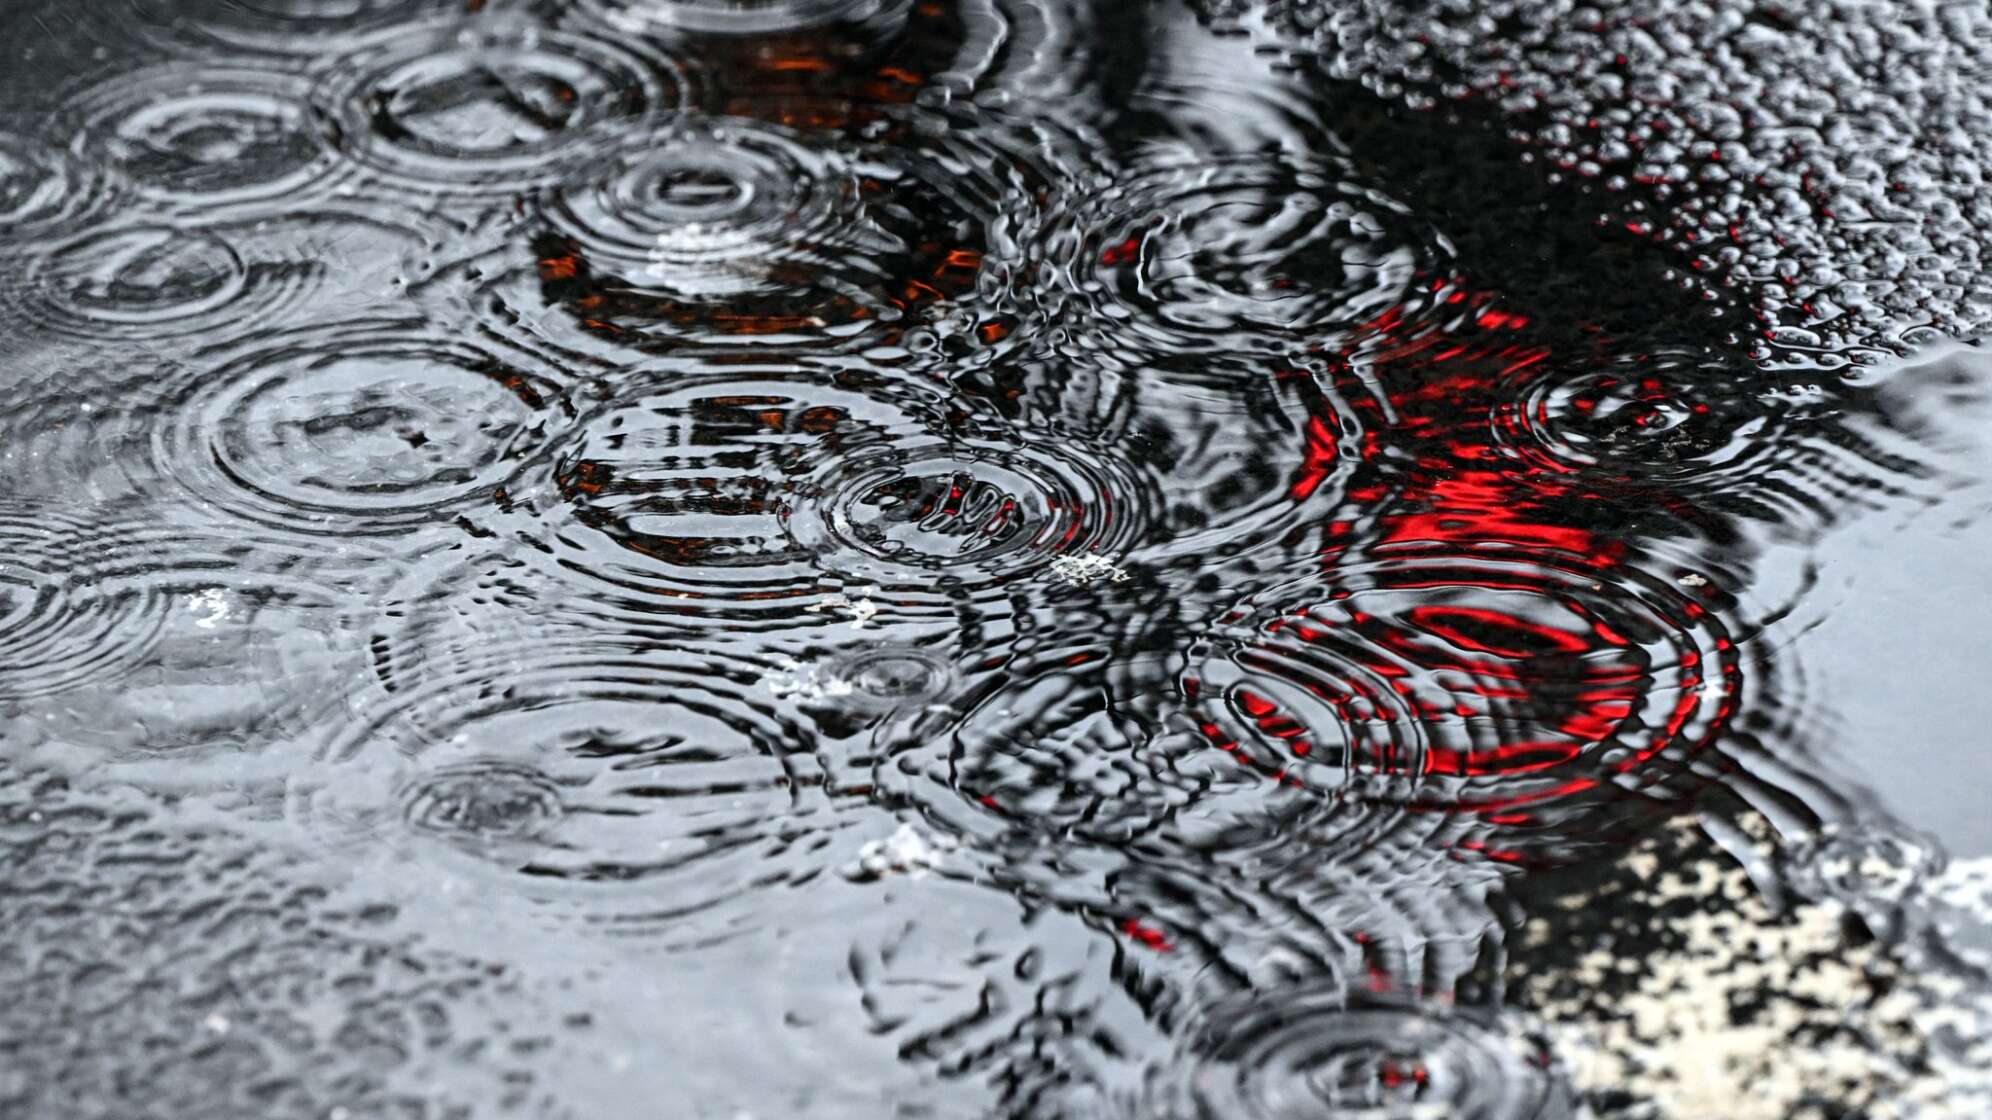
top-left (3, 0), bottom-right (1992, 1116)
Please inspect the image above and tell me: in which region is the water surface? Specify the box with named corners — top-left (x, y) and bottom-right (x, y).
top-left (5, 0), bottom-right (1992, 1117)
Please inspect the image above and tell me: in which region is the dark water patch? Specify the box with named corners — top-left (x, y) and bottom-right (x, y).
top-left (1197, 0), bottom-right (1992, 366)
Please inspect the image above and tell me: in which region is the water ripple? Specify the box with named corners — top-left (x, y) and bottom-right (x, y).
top-left (1115, 803), bottom-right (1515, 1000)
top-left (16, 558), bottom-right (370, 777)
top-left (819, 642), bottom-right (955, 714)
top-left (0, 3), bottom-right (1977, 1114)
top-left (788, 431), bottom-right (1152, 587)
top-left (522, 114), bottom-right (992, 356)
top-left (1138, 990), bottom-right (1569, 1120)
top-left (152, 318), bottom-right (581, 539)
top-left (114, 0), bottom-right (454, 57)
top-left (0, 129), bottom-right (116, 249)
top-left (289, 649), bottom-right (858, 943)
top-left (1485, 347), bottom-right (1924, 530)
top-left (69, 62), bottom-right (334, 215)
top-left (872, 644), bottom-right (1226, 849)
top-left (1779, 821), bottom-right (1945, 942)
top-left (0, 505), bottom-right (175, 705)
top-left (562, 0), bottom-right (910, 36)
top-left (530, 370), bottom-right (942, 602)
top-left (312, 15), bottom-right (699, 199)
top-left (1182, 548), bottom-right (1740, 854)
top-left (1016, 148), bottom-right (1455, 359)
top-left (401, 760), bottom-right (568, 843)
top-left (1124, 359), bottom-right (1373, 567)
top-left (16, 224), bottom-right (300, 341)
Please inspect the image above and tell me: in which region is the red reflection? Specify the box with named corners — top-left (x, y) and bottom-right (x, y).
top-left (1198, 276), bottom-right (1740, 854)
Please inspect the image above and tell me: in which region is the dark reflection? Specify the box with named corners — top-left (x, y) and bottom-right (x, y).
top-left (1, 0), bottom-right (1990, 1117)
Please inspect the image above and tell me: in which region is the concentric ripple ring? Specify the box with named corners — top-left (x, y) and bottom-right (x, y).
top-left (1182, 549), bottom-right (1739, 840)
top-left (0, 505), bottom-right (176, 704)
top-left (1140, 990), bottom-right (1569, 1120)
top-left (787, 435), bottom-right (1150, 585)
top-left (1019, 149), bottom-right (1454, 357)
top-left (289, 650), bottom-right (848, 942)
top-left (312, 16), bottom-right (696, 197)
top-left (69, 62), bottom-right (336, 214)
top-left (154, 320), bottom-right (574, 538)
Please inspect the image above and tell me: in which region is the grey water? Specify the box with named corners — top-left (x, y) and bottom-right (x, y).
top-left (5, 0), bottom-right (1992, 1117)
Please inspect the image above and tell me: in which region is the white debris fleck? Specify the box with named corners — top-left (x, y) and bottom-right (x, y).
top-left (1677, 572), bottom-right (1709, 588)
top-left (1049, 553), bottom-right (1129, 586)
top-left (847, 823), bottom-right (956, 881)
top-left (185, 588), bottom-right (232, 629)
top-left (762, 655), bottom-right (855, 702)
top-left (202, 1013), bottom-right (231, 1035)
top-left (807, 588), bottom-right (880, 629)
